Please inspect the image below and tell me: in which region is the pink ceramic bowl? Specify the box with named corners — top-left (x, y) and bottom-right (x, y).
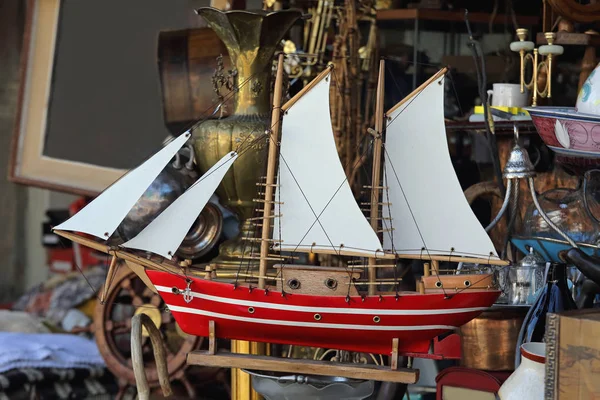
top-left (526, 106), bottom-right (600, 170)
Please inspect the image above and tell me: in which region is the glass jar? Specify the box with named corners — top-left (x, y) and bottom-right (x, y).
top-left (507, 266), bottom-right (545, 305)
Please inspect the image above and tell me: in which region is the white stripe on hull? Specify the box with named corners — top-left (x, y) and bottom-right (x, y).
top-left (155, 285), bottom-right (487, 316)
top-left (167, 304), bottom-right (457, 331)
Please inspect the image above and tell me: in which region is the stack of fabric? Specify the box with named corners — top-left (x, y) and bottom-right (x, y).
top-left (0, 266), bottom-right (129, 399)
top-left (0, 332), bottom-right (120, 399)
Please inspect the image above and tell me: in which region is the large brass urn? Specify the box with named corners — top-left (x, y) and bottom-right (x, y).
top-left (192, 8), bottom-right (302, 269)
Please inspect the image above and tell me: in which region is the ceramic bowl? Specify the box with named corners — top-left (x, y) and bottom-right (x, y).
top-left (576, 63), bottom-right (600, 115)
top-left (525, 106), bottom-right (600, 170)
top-left (511, 236), bottom-right (600, 263)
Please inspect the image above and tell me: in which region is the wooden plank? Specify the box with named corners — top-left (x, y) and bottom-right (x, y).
top-left (208, 321), bottom-right (216, 355)
top-left (187, 351), bottom-right (419, 384)
top-left (391, 338), bottom-right (399, 370)
top-left (422, 274), bottom-right (494, 290)
top-left (377, 8), bottom-right (539, 26)
top-left (276, 266), bottom-right (360, 296)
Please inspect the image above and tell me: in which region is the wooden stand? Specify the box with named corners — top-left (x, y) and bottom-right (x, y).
top-left (191, 321), bottom-right (419, 384)
top-left (188, 350), bottom-right (418, 384)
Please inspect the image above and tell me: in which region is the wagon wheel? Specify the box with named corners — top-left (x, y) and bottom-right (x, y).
top-left (547, 0), bottom-right (600, 23)
top-left (94, 263), bottom-right (202, 398)
top-left (464, 181), bottom-right (503, 206)
top-left (464, 180), bottom-right (508, 254)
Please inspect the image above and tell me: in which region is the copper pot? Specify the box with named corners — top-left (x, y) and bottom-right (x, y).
top-left (459, 306), bottom-right (528, 371)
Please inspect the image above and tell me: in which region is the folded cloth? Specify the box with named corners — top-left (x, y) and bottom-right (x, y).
top-left (0, 333), bottom-right (105, 373)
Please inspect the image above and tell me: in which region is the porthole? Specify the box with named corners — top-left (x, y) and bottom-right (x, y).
top-left (287, 278), bottom-right (301, 290)
top-left (435, 281), bottom-right (443, 288)
top-left (464, 280), bottom-right (471, 287)
top-left (324, 278), bottom-right (338, 290)
top-left (314, 313), bottom-right (322, 321)
top-left (248, 307), bottom-right (255, 314)
top-left (373, 316), bottom-right (380, 323)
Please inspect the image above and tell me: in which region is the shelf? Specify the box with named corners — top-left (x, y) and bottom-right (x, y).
top-left (376, 8), bottom-right (539, 26)
top-left (445, 120), bottom-right (537, 136)
top-left (535, 31), bottom-right (600, 47)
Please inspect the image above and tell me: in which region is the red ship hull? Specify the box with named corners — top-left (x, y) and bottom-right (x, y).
top-left (146, 270), bottom-right (500, 355)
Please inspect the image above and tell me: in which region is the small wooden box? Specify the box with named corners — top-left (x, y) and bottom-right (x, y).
top-left (274, 265), bottom-right (360, 296)
top-left (545, 309), bottom-right (600, 399)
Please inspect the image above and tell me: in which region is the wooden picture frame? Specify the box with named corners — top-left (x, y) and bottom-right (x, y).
top-left (9, 0), bottom-right (220, 197)
top-left (11, 0), bottom-right (122, 196)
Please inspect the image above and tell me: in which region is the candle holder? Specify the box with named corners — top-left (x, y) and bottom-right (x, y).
top-left (510, 29), bottom-right (564, 106)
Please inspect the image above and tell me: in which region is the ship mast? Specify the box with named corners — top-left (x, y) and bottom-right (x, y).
top-left (382, 67), bottom-right (509, 267)
top-left (258, 53), bottom-right (286, 289)
top-left (259, 57), bottom-right (336, 288)
top-left (367, 59), bottom-right (386, 295)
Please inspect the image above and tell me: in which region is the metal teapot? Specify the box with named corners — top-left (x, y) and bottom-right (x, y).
top-left (115, 140), bottom-right (223, 260)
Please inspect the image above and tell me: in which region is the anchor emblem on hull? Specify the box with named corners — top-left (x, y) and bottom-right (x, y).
top-left (183, 279), bottom-right (193, 304)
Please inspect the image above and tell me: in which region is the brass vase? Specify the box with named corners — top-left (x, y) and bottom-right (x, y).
top-left (192, 8), bottom-right (302, 270)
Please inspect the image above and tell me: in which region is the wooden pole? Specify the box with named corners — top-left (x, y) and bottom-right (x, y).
top-left (395, 253), bottom-right (509, 266)
top-left (101, 255), bottom-right (119, 303)
top-left (431, 260), bottom-right (439, 275)
top-left (386, 67), bottom-right (448, 116)
top-left (239, 53), bottom-right (285, 400)
top-left (258, 53), bottom-right (285, 290)
top-left (368, 59), bottom-right (386, 295)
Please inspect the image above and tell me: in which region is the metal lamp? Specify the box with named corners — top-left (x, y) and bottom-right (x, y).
top-left (487, 125), bottom-right (578, 250)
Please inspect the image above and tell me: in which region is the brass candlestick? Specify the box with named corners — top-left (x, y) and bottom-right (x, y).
top-left (510, 29), bottom-right (564, 106)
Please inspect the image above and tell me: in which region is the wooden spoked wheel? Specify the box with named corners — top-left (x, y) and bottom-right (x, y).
top-left (94, 263), bottom-right (202, 397)
top-left (547, 0), bottom-right (600, 23)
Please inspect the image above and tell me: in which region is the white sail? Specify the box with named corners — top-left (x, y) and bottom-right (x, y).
top-left (121, 151), bottom-right (237, 259)
top-left (53, 132), bottom-right (192, 239)
top-left (382, 74), bottom-right (500, 261)
top-left (273, 72), bottom-right (386, 258)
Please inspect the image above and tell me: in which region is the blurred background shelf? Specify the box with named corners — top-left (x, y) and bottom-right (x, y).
top-left (377, 8), bottom-right (539, 26)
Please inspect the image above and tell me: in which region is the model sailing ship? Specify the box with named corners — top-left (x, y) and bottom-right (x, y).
top-left (53, 56), bottom-right (507, 357)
